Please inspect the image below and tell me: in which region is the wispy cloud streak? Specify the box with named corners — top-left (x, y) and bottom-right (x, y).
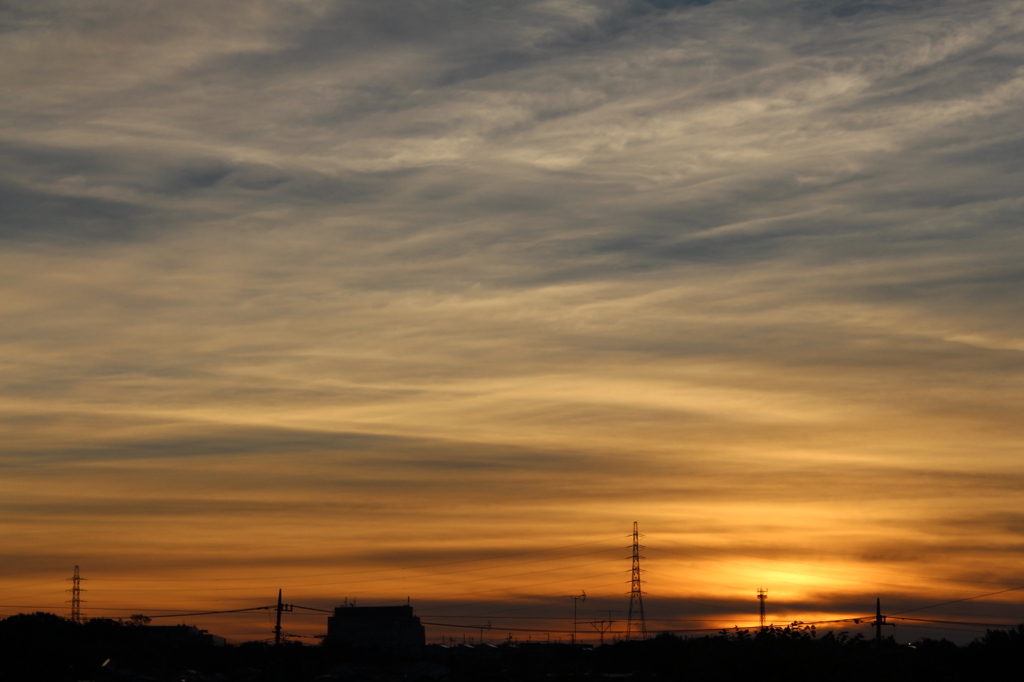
top-left (2, 0), bottom-right (1023, 641)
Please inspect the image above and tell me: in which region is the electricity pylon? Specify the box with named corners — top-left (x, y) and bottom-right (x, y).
top-left (626, 522), bottom-right (647, 639)
top-left (66, 566), bottom-right (85, 623)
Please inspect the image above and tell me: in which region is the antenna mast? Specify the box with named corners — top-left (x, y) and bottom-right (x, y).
top-left (626, 522), bottom-right (647, 639)
top-left (758, 588), bottom-right (767, 629)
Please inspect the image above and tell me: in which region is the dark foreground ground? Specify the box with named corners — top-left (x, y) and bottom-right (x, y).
top-left (2, 613), bottom-right (1021, 682)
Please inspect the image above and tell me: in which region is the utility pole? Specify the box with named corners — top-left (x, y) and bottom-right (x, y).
top-left (66, 566), bottom-right (85, 624)
top-left (569, 591), bottom-right (586, 644)
top-left (626, 522), bottom-right (647, 639)
top-left (758, 588), bottom-right (767, 629)
top-left (589, 618), bottom-right (614, 645)
top-left (274, 589), bottom-right (293, 645)
top-left (874, 597), bottom-right (885, 643)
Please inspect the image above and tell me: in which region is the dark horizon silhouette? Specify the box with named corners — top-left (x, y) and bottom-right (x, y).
top-left (3, 609), bottom-right (1022, 682)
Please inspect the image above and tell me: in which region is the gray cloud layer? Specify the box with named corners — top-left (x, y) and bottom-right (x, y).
top-left (2, 0), bottom-right (1023, 639)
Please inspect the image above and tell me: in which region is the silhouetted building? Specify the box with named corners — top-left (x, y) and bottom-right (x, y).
top-left (327, 604), bottom-right (425, 654)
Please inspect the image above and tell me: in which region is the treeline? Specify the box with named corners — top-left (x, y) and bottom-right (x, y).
top-left (1, 612), bottom-right (1022, 682)
top-left (584, 625), bottom-right (1024, 682)
top-left (0, 612), bottom-right (318, 682)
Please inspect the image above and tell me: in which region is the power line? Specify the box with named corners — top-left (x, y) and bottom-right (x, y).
top-left (889, 616), bottom-right (1022, 628)
top-left (0, 604), bottom-right (271, 613)
top-left (68, 580), bottom-right (634, 631)
top-left (9, 603), bottom-right (1014, 635)
top-left (291, 604), bottom-right (333, 614)
top-left (9, 533), bottom-right (1023, 645)
top-left (423, 621), bottom-right (576, 634)
top-left (889, 585), bottom-right (1024, 616)
top-left (147, 606), bottom-right (275, 619)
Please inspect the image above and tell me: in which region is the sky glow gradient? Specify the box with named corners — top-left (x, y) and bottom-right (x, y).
top-left (2, 0), bottom-right (1024, 643)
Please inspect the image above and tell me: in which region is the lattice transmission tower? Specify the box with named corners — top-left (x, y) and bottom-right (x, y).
top-left (626, 521), bottom-right (647, 639)
top-left (66, 565), bottom-right (85, 623)
top-left (758, 587), bottom-right (767, 628)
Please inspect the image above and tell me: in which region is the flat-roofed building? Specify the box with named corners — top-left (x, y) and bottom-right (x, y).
top-left (326, 604), bottom-right (425, 654)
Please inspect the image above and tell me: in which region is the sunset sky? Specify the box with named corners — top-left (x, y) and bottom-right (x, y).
top-left (2, 0), bottom-right (1023, 643)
